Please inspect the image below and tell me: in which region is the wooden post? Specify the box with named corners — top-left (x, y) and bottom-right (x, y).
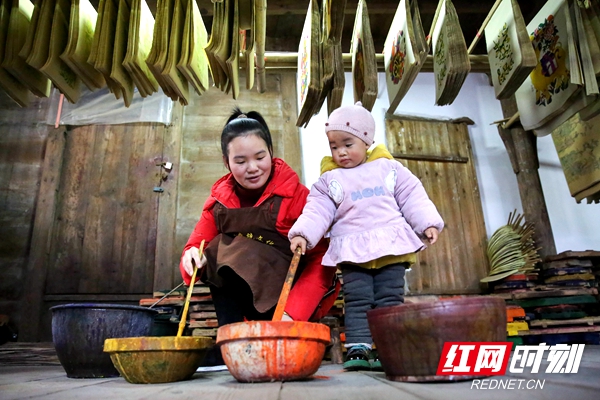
top-left (320, 316), bottom-right (343, 364)
top-left (155, 103), bottom-right (184, 290)
top-left (19, 128), bottom-right (66, 341)
top-left (498, 97), bottom-right (556, 259)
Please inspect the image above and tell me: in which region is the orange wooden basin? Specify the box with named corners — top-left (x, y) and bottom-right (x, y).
top-left (216, 321), bottom-right (330, 383)
top-left (103, 336), bottom-right (213, 384)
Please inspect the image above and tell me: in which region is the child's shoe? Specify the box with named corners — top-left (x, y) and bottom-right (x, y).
top-left (343, 344), bottom-right (371, 371)
top-left (370, 349), bottom-right (383, 371)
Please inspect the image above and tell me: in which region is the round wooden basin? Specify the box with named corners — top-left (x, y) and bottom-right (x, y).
top-left (367, 296), bottom-right (506, 382)
top-left (103, 336), bottom-right (213, 384)
top-left (216, 321), bottom-right (330, 383)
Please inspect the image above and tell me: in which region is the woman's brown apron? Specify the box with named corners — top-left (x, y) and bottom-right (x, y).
top-left (202, 196), bottom-right (293, 313)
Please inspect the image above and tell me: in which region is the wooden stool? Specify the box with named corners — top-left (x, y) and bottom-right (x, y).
top-left (320, 316), bottom-right (343, 364)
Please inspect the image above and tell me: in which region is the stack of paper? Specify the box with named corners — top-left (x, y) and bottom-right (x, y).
top-left (61, 0), bottom-right (105, 91)
top-left (515, 0), bottom-right (581, 132)
top-left (296, 0), bottom-right (321, 127)
top-left (385, 0), bottom-right (428, 114)
top-left (351, 0), bottom-right (377, 111)
top-left (123, 0), bottom-right (158, 98)
top-left (432, 0), bottom-right (470, 106)
top-left (0, 0), bottom-right (30, 106)
top-left (177, 0), bottom-right (209, 95)
top-left (485, 0), bottom-right (537, 100)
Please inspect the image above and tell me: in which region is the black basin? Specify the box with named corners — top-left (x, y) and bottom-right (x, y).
top-left (51, 303), bottom-right (156, 378)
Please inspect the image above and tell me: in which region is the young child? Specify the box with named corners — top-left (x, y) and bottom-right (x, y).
top-left (289, 102), bottom-right (444, 371)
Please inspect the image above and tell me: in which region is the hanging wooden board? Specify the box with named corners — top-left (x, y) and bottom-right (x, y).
top-left (384, 0), bottom-right (428, 113)
top-left (484, 0), bottom-right (537, 100)
top-left (60, 0), bottom-right (105, 91)
top-left (432, 0), bottom-right (470, 106)
top-left (123, 0), bottom-right (159, 97)
top-left (177, 0), bottom-right (209, 95)
top-left (110, 0), bottom-right (135, 107)
top-left (0, 0), bottom-right (30, 106)
top-left (351, 0), bottom-right (377, 111)
top-left (225, 0), bottom-right (240, 99)
top-left (161, 0), bottom-right (190, 105)
top-left (295, 0), bottom-right (321, 127)
top-left (39, 0), bottom-right (81, 103)
top-left (515, 0), bottom-right (581, 132)
top-left (90, 0), bottom-right (123, 98)
top-left (2, 0), bottom-right (51, 98)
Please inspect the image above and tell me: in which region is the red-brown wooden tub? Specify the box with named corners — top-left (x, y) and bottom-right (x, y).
top-left (367, 296), bottom-right (506, 382)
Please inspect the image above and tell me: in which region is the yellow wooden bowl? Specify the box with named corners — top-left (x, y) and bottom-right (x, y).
top-left (103, 336), bottom-right (213, 384)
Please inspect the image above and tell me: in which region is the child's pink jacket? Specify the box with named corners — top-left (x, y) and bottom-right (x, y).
top-left (289, 145), bottom-right (444, 267)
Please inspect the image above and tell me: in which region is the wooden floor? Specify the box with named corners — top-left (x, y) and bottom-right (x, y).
top-left (1, 344), bottom-right (599, 400)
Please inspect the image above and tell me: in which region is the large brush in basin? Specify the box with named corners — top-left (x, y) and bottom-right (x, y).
top-left (216, 247), bottom-right (331, 382)
top-left (104, 241), bottom-right (213, 384)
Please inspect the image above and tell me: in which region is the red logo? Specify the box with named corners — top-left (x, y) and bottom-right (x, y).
top-left (437, 342), bottom-right (514, 375)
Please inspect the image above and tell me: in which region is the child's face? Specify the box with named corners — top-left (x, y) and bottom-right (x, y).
top-left (326, 130), bottom-right (369, 169)
top-left (225, 134), bottom-right (273, 190)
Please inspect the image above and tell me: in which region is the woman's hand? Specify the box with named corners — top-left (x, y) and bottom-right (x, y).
top-left (281, 312), bottom-right (293, 321)
top-left (424, 227), bottom-right (439, 245)
top-left (289, 236), bottom-right (307, 255)
top-left (181, 246), bottom-right (207, 276)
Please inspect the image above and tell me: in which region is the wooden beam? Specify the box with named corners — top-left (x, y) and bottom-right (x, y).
top-left (43, 294), bottom-right (148, 302)
top-left (154, 104), bottom-right (184, 291)
top-left (254, 52), bottom-right (490, 73)
top-left (192, 0), bottom-right (495, 17)
top-left (19, 128), bottom-right (66, 342)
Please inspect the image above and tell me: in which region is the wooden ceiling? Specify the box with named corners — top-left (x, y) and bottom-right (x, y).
top-left (91, 0), bottom-right (549, 55)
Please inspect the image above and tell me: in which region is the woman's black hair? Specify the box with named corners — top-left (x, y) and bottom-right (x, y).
top-left (221, 107), bottom-right (273, 160)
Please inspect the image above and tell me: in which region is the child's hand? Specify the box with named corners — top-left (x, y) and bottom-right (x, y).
top-left (290, 236), bottom-right (307, 255)
top-left (424, 227), bottom-right (439, 245)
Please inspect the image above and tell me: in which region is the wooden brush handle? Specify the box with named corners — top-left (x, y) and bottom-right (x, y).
top-left (272, 247), bottom-right (302, 321)
top-left (177, 240), bottom-right (205, 337)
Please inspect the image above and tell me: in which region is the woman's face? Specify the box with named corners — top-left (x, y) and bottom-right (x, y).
top-left (225, 134), bottom-right (273, 190)
top-left (326, 130), bottom-right (369, 169)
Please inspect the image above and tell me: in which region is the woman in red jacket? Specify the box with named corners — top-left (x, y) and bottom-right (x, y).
top-left (180, 108), bottom-right (339, 329)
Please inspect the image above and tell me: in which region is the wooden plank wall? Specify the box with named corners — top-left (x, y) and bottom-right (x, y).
top-left (43, 124), bottom-right (164, 295)
top-left (385, 116), bottom-right (489, 294)
top-left (176, 72), bottom-right (301, 271)
top-left (0, 93), bottom-right (52, 335)
top-left (3, 70), bottom-right (300, 341)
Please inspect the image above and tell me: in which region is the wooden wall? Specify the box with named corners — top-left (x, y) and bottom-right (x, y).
top-left (176, 72), bottom-right (302, 269)
top-left (0, 93), bottom-right (52, 335)
top-left (0, 71), bottom-right (300, 341)
top-left (385, 116), bottom-right (489, 294)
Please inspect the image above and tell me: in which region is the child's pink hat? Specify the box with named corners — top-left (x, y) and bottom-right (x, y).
top-left (324, 101), bottom-right (375, 146)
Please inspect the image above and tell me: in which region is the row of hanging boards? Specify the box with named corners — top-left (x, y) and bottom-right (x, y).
top-left (0, 0), bottom-right (265, 108)
top-left (1, 0), bottom-right (599, 135)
